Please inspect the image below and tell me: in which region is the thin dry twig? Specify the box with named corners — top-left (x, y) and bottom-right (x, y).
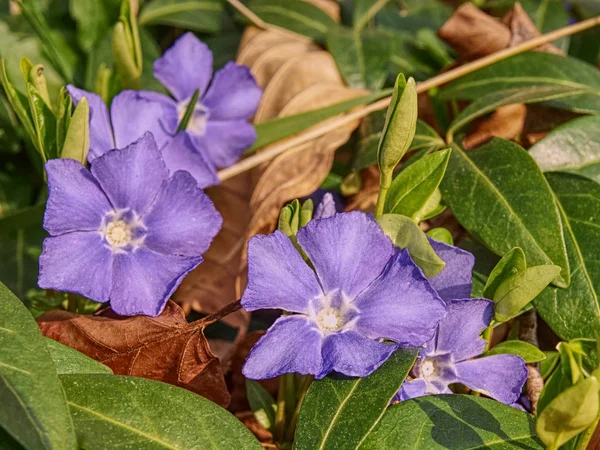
top-left (217, 15), bottom-right (600, 182)
top-left (519, 308), bottom-right (543, 413)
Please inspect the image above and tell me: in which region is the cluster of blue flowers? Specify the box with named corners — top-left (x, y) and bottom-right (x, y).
top-left (39, 34), bottom-right (526, 405)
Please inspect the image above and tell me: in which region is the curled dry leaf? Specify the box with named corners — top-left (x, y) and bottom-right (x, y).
top-left (463, 103), bottom-right (527, 150)
top-left (503, 3), bottom-right (563, 54)
top-left (37, 301), bottom-right (231, 407)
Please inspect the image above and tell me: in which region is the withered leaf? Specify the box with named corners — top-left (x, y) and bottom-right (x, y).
top-left (463, 104), bottom-right (527, 150)
top-left (37, 301), bottom-right (232, 407)
top-left (503, 2), bottom-right (563, 54)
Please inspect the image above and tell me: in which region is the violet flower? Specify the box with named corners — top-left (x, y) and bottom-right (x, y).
top-left (241, 212), bottom-right (447, 380)
top-left (398, 241), bottom-right (528, 404)
top-left (38, 133), bottom-right (222, 317)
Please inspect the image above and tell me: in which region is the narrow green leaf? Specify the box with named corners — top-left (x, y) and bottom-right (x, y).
top-left (0, 282), bottom-right (77, 449)
top-left (176, 88), bottom-right (200, 132)
top-left (294, 348), bottom-right (417, 450)
top-left (535, 173), bottom-right (600, 341)
top-left (537, 376), bottom-right (599, 449)
top-left (440, 52), bottom-right (600, 113)
top-left (484, 340), bottom-right (547, 363)
top-left (376, 214), bottom-right (445, 277)
top-left (112, 0), bottom-right (142, 90)
top-left (529, 115), bottom-right (600, 183)
top-left (483, 247), bottom-right (526, 300)
top-left (139, 0), bottom-right (223, 33)
top-left (69, 0), bottom-right (116, 52)
top-left (28, 64), bottom-right (52, 109)
top-left (494, 265), bottom-right (561, 322)
top-left (540, 351), bottom-right (560, 380)
top-left (26, 82), bottom-right (58, 161)
top-left (246, 380), bottom-right (277, 431)
top-left (440, 139), bottom-right (570, 288)
top-left (360, 395), bottom-right (544, 449)
top-left (61, 97), bottom-right (90, 163)
top-left (245, 0), bottom-right (337, 41)
top-left (353, 0), bottom-right (391, 31)
top-left (55, 86), bottom-right (73, 153)
top-left (45, 338), bottom-right (112, 375)
top-left (426, 227), bottom-right (453, 245)
top-left (384, 149), bottom-right (450, 219)
top-left (61, 374), bottom-right (262, 449)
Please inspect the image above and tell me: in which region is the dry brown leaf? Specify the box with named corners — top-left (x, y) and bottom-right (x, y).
top-left (37, 301), bottom-right (233, 407)
top-left (463, 104), bottom-right (527, 149)
top-left (235, 411), bottom-right (274, 444)
top-left (503, 2), bottom-right (563, 54)
top-left (438, 3), bottom-right (511, 60)
top-left (251, 41), bottom-right (319, 87)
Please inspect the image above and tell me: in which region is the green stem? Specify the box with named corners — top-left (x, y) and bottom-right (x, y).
top-left (482, 323), bottom-right (494, 352)
top-left (575, 416), bottom-right (599, 450)
top-left (177, 88), bottom-right (200, 132)
top-left (273, 376), bottom-right (287, 443)
top-left (286, 375), bottom-right (314, 442)
top-left (375, 171), bottom-right (392, 218)
top-left (67, 293), bottom-right (78, 313)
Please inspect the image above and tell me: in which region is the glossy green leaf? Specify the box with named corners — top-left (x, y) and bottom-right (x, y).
top-left (440, 52), bottom-right (600, 113)
top-left (45, 338), bottom-right (112, 375)
top-left (446, 85), bottom-right (589, 143)
top-left (326, 27), bottom-right (390, 90)
top-left (426, 227), bottom-right (453, 245)
top-left (494, 265), bottom-right (561, 322)
top-left (483, 247), bottom-right (526, 300)
top-left (139, 0), bottom-right (223, 33)
top-left (388, 31), bottom-right (437, 81)
top-left (413, 187), bottom-right (445, 223)
top-left (537, 376), bottom-right (599, 449)
top-left (376, 214), bottom-right (445, 277)
top-left (484, 340), bottom-right (546, 363)
top-left (440, 139), bottom-right (569, 287)
top-left (294, 348), bottom-right (417, 450)
top-left (384, 149), bottom-right (450, 219)
top-left (27, 82), bottom-right (58, 161)
top-left (61, 374), bottom-right (262, 449)
top-left (245, 0), bottom-right (337, 41)
top-left (353, 0), bottom-right (390, 30)
top-left (529, 115), bottom-right (600, 183)
top-left (60, 96), bottom-right (89, 163)
top-left (249, 90), bottom-right (391, 154)
top-left (246, 380), bottom-right (276, 431)
top-left (535, 173), bottom-right (600, 341)
top-left (0, 282), bottom-right (77, 449)
top-left (541, 351), bottom-right (560, 380)
top-left (360, 395), bottom-right (544, 449)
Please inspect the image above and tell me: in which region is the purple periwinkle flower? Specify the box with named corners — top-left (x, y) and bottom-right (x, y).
top-left (398, 298), bottom-right (528, 404)
top-left (241, 212), bottom-right (447, 380)
top-left (38, 132), bottom-right (222, 317)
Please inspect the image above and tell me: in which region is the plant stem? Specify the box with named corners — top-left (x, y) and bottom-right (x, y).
top-left (273, 375), bottom-right (288, 443)
top-left (482, 323), bottom-right (493, 352)
top-left (67, 293), bottom-right (77, 313)
top-left (286, 375), bottom-right (314, 442)
top-left (574, 416), bottom-right (600, 450)
top-left (375, 172), bottom-right (392, 218)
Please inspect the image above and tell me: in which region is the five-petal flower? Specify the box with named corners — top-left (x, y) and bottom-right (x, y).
top-left (38, 132), bottom-right (222, 317)
top-left (241, 212), bottom-right (447, 380)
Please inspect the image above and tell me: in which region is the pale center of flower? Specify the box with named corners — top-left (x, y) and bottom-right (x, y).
top-left (105, 220), bottom-right (132, 247)
top-left (421, 360), bottom-right (435, 378)
top-left (316, 308), bottom-right (343, 331)
top-left (177, 99), bottom-right (210, 136)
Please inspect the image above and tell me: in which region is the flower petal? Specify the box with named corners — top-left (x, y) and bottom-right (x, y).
top-left (202, 62), bottom-right (262, 121)
top-left (91, 133), bottom-right (169, 215)
top-left (43, 159), bottom-right (111, 235)
top-left (297, 212), bottom-right (394, 299)
top-left (241, 231), bottom-right (323, 314)
top-left (397, 379), bottom-right (428, 402)
top-left (161, 132), bottom-right (219, 188)
top-left (428, 238), bottom-right (475, 301)
top-left (314, 192), bottom-right (337, 219)
top-left (191, 120), bottom-right (256, 169)
top-left (243, 315), bottom-right (323, 380)
top-left (67, 85), bottom-right (114, 161)
top-left (353, 249), bottom-right (447, 346)
top-left (38, 232), bottom-right (113, 301)
top-left (320, 331), bottom-right (397, 379)
top-left (111, 90), bottom-right (178, 150)
top-left (143, 170), bottom-right (222, 256)
top-left (153, 32), bottom-right (213, 102)
top-left (455, 354), bottom-right (528, 404)
top-left (110, 247), bottom-right (202, 316)
top-left (433, 298), bottom-right (493, 361)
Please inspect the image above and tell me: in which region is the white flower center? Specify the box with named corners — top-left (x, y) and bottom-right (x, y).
top-left (105, 220), bottom-right (132, 247)
top-left (422, 360), bottom-right (435, 378)
top-left (316, 308), bottom-right (342, 331)
top-left (177, 99), bottom-right (210, 136)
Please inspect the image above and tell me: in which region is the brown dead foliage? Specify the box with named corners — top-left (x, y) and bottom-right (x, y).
top-left (38, 301), bottom-right (235, 407)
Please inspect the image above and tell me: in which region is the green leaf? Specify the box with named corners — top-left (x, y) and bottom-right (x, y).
top-left (376, 214), bottom-right (445, 277)
top-left (139, 0), bottom-right (223, 33)
top-left (384, 149), bottom-right (450, 219)
top-left (375, 0), bottom-right (452, 35)
top-left (0, 282), bottom-right (77, 449)
top-left (60, 96), bottom-right (89, 163)
top-left (245, 0), bottom-right (337, 41)
top-left (484, 340), bottom-right (546, 363)
top-left (440, 52), bottom-right (600, 113)
top-left (294, 348), bottom-right (417, 450)
top-left (483, 247), bottom-right (526, 300)
top-left (249, 90), bottom-right (391, 154)
top-left (45, 338), bottom-right (112, 375)
top-left (112, 0), bottom-right (143, 90)
top-left (69, 0), bottom-right (118, 52)
top-left (326, 27), bottom-right (390, 90)
top-left (537, 376), bottom-right (599, 449)
top-left (27, 82), bottom-right (58, 161)
top-left (529, 115), bottom-right (600, 183)
top-left (360, 394), bottom-right (544, 449)
top-left (535, 173), bottom-right (600, 341)
top-left (353, 0), bottom-right (390, 31)
top-left (426, 227), bottom-right (453, 245)
top-left (494, 265), bottom-right (561, 323)
top-left (440, 139), bottom-right (569, 288)
top-left (446, 85), bottom-right (590, 143)
top-left (541, 351), bottom-right (560, 380)
top-left (246, 380), bottom-right (276, 431)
